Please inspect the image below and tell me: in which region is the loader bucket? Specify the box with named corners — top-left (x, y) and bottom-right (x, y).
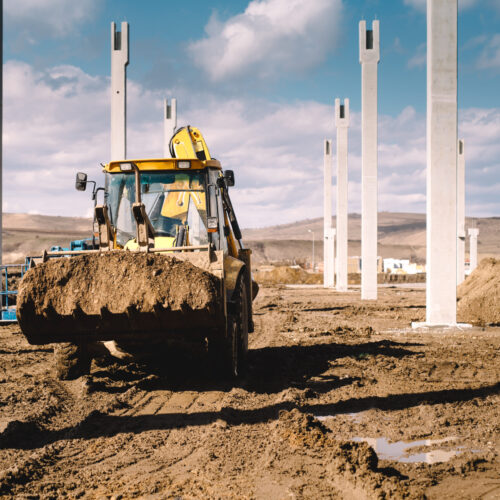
top-left (17, 251), bottom-right (225, 345)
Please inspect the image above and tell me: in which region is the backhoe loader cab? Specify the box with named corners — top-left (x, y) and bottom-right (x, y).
top-left (17, 127), bottom-right (256, 380)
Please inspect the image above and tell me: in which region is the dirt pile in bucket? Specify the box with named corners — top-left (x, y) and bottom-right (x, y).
top-left (254, 266), bottom-right (322, 285)
top-left (457, 258), bottom-right (500, 325)
top-left (17, 252), bottom-right (222, 344)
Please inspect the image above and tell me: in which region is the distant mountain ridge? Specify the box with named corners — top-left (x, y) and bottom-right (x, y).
top-left (2, 212), bottom-right (499, 264)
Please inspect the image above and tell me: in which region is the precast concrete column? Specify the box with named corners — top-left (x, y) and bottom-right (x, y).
top-left (163, 98), bottom-right (177, 158)
top-left (426, 0), bottom-right (458, 325)
top-left (327, 228), bottom-right (336, 287)
top-left (359, 20), bottom-right (380, 300)
top-left (457, 140), bottom-right (466, 285)
top-left (323, 139), bottom-right (334, 288)
top-left (335, 98), bottom-right (349, 292)
top-left (111, 22), bottom-right (129, 161)
top-left (468, 228), bottom-right (479, 272)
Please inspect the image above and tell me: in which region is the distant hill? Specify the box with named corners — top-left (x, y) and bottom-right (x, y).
top-left (2, 212), bottom-right (499, 265)
top-left (242, 212), bottom-right (500, 265)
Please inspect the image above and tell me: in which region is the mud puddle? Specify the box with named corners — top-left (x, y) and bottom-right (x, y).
top-left (352, 436), bottom-right (472, 464)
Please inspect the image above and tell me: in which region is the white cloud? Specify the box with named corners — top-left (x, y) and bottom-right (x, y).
top-left (3, 61), bottom-right (500, 230)
top-left (188, 0), bottom-right (343, 82)
top-left (5, 0), bottom-right (99, 40)
top-left (477, 34), bottom-right (500, 70)
top-left (404, 0), bottom-right (479, 12)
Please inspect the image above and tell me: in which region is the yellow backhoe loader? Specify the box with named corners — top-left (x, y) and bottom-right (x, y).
top-left (17, 126), bottom-right (257, 379)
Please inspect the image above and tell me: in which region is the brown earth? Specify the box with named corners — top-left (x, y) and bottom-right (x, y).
top-left (17, 253), bottom-right (222, 344)
top-left (254, 266), bottom-right (323, 285)
top-left (0, 284), bottom-right (498, 498)
top-left (253, 266), bottom-right (426, 286)
top-left (458, 258), bottom-right (500, 326)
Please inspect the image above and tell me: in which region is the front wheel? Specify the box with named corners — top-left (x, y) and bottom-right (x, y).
top-left (210, 277), bottom-right (249, 379)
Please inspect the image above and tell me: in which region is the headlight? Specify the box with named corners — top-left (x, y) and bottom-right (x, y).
top-left (120, 162), bottom-right (134, 171)
top-left (178, 160), bottom-right (191, 169)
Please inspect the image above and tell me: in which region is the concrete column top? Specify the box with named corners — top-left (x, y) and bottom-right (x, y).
top-left (468, 228), bottom-right (479, 237)
top-left (359, 20), bottom-right (380, 64)
top-left (111, 22), bottom-right (129, 65)
top-left (335, 98), bottom-right (350, 128)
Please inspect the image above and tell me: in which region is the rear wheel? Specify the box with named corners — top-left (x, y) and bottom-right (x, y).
top-left (54, 343), bottom-right (92, 380)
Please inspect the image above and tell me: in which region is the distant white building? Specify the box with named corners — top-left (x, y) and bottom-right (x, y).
top-left (383, 258), bottom-right (424, 275)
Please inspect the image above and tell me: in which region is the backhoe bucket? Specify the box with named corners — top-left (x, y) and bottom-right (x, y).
top-left (17, 250), bottom-right (225, 345)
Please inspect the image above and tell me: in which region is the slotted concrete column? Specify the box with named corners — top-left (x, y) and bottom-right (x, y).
top-left (426, 0), bottom-right (458, 325)
top-left (111, 22), bottom-right (129, 161)
top-left (335, 98), bottom-right (349, 292)
top-left (468, 228), bottom-right (479, 272)
top-left (323, 139), bottom-right (334, 288)
top-left (163, 98), bottom-right (177, 158)
top-left (359, 20), bottom-right (380, 300)
top-left (457, 139), bottom-right (466, 285)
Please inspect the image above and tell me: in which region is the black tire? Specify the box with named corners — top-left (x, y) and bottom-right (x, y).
top-left (210, 278), bottom-right (249, 379)
top-left (54, 343), bottom-right (92, 380)
top-left (234, 279), bottom-right (249, 377)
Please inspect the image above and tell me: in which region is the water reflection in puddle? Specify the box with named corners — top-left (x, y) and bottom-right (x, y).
top-left (352, 436), bottom-right (460, 464)
top-left (315, 414), bottom-right (469, 464)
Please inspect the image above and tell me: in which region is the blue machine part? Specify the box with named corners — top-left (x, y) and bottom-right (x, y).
top-left (0, 258), bottom-right (34, 323)
top-left (71, 238), bottom-right (97, 251)
top-left (50, 239), bottom-right (97, 254)
top-left (1, 238), bottom-right (97, 323)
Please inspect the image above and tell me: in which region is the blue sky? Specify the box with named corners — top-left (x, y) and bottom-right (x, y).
top-left (3, 0), bottom-right (500, 227)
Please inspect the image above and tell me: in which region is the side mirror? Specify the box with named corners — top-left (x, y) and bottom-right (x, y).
top-left (75, 172), bottom-right (88, 191)
top-left (224, 170), bottom-right (235, 187)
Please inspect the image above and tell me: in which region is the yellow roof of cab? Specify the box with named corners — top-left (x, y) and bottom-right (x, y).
top-left (105, 158), bottom-right (222, 173)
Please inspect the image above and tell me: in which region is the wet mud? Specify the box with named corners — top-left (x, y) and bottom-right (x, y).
top-left (0, 285), bottom-right (498, 498)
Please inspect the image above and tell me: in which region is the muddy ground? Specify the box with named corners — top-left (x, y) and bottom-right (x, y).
top-left (0, 285), bottom-right (498, 499)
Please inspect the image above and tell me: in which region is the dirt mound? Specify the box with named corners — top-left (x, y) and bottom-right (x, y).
top-left (457, 258), bottom-right (500, 325)
top-left (276, 410), bottom-right (408, 498)
top-left (17, 252), bottom-right (223, 344)
top-left (254, 266), bottom-right (322, 285)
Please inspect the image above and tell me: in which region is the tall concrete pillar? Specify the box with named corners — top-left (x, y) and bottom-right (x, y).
top-left (111, 22), bottom-right (129, 161)
top-left (359, 20), bottom-right (380, 300)
top-left (468, 228), bottom-right (479, 272)
top-left (163, 98), bottom-right (177, 158)
top-left (327, 228), bottom-right (336, 287)
top-left (457, 140), bottom-right (466, 285)
top-left (323, 139), bottom-right (334, 288)
top-left (426, 0), bottom-right (458, 325)
top-left (335, 98), bottom-right (349, 292)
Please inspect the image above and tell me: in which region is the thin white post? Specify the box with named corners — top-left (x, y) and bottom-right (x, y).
top-left (457, 139), bottom-right (466, 285)
top-left (468, 228), bottom-right (479, 272)
top-left (359, 20), bottom-right (380, 300)
top-left (111, 22), bottom-right (129, 161)
top-left (163, 98), bottom-right (177, 158)
top-left (308, 229), bottom-right (316, 273)
top-left (426, 0), bottom-right (458, 325)
top-left (323, 140), bottom-right (334, 287)
top-left (335, 98), bottom-right (349, 292)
